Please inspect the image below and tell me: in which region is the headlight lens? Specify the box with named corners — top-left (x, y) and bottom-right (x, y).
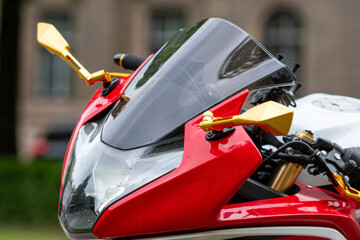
top-left (59, 118), bottom-right (183, 236)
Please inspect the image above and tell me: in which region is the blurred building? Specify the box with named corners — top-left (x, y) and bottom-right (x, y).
top-left (17, 0), bottom-right (360, 158)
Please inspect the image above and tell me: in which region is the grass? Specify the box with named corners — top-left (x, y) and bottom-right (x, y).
top-left (0, 224), bottom-right (68, 240)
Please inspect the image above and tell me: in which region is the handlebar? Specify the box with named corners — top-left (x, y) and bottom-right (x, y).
top-left (113, 53), bottom-right (146, 71)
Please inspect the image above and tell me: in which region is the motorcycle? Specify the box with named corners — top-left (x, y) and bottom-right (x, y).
top-left (37, 18), bottom-right (360, 239)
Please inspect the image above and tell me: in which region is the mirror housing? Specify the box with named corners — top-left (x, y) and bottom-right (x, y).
top-left (37, 22), bottom-right (70, 55)
top-left (200, 101), bottom-right (293, 136)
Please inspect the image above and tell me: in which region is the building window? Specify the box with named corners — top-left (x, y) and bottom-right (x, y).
top-left (36, 14), bottom-right (72, 99)
top-left (264, 11), bottom-right (300, 69)
top-left (150, 11), bottom-right (184, 53)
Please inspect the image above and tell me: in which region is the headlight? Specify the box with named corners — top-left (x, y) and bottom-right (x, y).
top-left (59, 117), bottom-right (183, 237)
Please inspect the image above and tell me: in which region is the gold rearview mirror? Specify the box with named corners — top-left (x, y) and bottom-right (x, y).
top-left (37, 22), bottom-right (70, 55)
top-left (200, 101), bottom-right (293, 136)
top-left (37, 22), bottom-right (123, 85)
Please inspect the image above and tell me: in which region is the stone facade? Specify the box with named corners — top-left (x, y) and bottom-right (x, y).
top-left (17, 0), bottom-right (360, 158)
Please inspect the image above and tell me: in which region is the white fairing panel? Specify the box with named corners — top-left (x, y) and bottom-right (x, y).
top-left (290, 93), bottom-right (360, 186)
top-left (290, 93), bottom-right (360, 147)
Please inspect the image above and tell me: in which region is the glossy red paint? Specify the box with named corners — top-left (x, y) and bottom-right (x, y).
top-left (59, 55), bottom-right (154, 201)
top-left (215, 183), bottom-right (360, 240)
top-left (92, 90), bottom-right (263, 239)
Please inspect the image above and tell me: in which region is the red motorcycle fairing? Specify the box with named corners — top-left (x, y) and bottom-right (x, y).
top-left (59, 55), bottom-right (153, 201)
top-left (92, 89), bottom-right (263, 239)
top-left (216, 183), bottom-right (360, 240)
top-left (58, 18), bottom-right (297, 238)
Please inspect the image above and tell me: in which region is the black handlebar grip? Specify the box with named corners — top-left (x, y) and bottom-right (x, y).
top-left (114, 53), bottom-right (146, 71)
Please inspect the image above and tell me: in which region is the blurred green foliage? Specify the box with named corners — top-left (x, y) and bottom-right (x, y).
top-left (0, 225), bottom-right (67, 240)
top-left (0, 156), bottom-right (63, 225)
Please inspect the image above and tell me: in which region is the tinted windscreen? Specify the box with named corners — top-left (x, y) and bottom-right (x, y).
top-left (102, 18), bottom-right (296, 150)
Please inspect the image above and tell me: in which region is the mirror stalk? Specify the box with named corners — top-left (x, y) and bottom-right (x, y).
top-left (37, 22), bottom-right (130, 85)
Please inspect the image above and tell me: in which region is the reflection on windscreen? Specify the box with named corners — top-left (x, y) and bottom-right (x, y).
top-left (135, 19), bottom-right (207, 89)
top-left (219, 37), bottom-right (270, 79)
top-left (101, 18), bottom-right (296, 150)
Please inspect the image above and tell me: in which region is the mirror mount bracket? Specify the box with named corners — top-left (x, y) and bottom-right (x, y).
top-left (205, 127), bottom-right (236, 141)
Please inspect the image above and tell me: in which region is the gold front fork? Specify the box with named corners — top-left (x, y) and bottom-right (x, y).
top-left (267, 131), bottom-right (314, 193)
top-left (268, 161), bottom-right (303, 193)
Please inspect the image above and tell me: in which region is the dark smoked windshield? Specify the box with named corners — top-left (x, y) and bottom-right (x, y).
top-left (101, 18), bottom-right (296, 150)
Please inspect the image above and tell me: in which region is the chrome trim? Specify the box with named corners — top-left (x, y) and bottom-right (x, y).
top-left (139, 226), bottom-right (346, 240)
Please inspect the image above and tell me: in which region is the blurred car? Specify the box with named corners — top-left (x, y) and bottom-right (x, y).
top-left (31, 122), bottom-right (75, 159)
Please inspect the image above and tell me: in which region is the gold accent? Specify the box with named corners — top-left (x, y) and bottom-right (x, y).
top-left (109, 72), bottom-right (131, 79)
top-left (119, 54), bottom-right (126, 68)
top-left (295, 131), bottom-right (315, 143)
top-left (268, 161), bottom-right (303, 193)
top-left (199, 101), bottom-right (293, 136)
top-left (267, 131), bottom-right (314, 193)
top-left (37, 23), bottom-right (129, 85)
top-left (202, 111), bottom-right (214, 124)
top-left (121, 93), bottom-right (131, 102)
top-left (333, 172), bottom-right (360, 202)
